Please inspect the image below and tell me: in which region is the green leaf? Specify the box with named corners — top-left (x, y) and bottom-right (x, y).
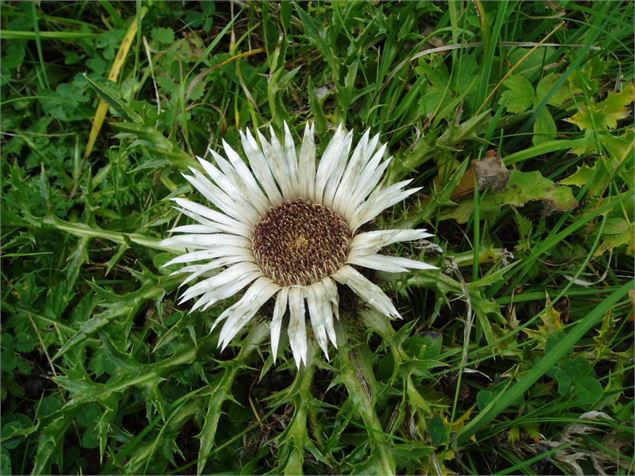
top-left (506, 47), bottom-right (555, 80)
top-left (457, 280), bottom-right (632, 444)
top-left (553, 368), bottom-right (573, 395)
top-left (595, 217), bottom-right (634, 256)
top-left (536, 73), bottom-right (570, 107)
top-left (1, 415), bottom-right (37, 450)
top-left (559, 356), bottom-right (592, 379)
top-left (476, 389), bottom-right (495, 411)
top-left (574, 375), bottom-right (603, 407)
top-left (83, 74), bottom-right (142, 123)
top-left (561, 164), bottom-right (599, 190)
top-left (567, 83), bottom-right (634, 131)
top-left (151, 27), bottom-right (174, 44)
top-left (499, 75), bottom-right (535, 113)
top-left (197, 369), bottom-right (238, 475)
top-left (426, 416), bottom-right (449, 446)
top-left (603, 217), bottom-right (630, 235)
top-left (81, 429), bottom-right (100, 449)
top-left (33, 413), bottom-right (74, 475)
top-left (1, 447), bottom-right (11, 476)
top-left (52, 284), bottom-right (163, 360)
top-left (444, 169), bottom-right (578, 224)
top-left (532, 107), bottom-right (557, 146)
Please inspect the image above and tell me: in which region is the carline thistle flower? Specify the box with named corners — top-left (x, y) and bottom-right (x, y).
top-left (162, 123), bottom-right (437, 367)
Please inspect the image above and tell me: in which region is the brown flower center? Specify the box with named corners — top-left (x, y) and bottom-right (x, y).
top-left (252, 200), bottom-right (352, 286)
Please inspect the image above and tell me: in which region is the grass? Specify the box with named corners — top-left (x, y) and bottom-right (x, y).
top-left (1, 1), bottom-right (634, 474)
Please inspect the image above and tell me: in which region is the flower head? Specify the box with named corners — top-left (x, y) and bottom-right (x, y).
top-left (162, 123), bottom-right (436, 367)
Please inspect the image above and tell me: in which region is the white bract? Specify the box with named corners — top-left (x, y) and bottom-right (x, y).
top-left (162, 123), bottom-right (437, 367)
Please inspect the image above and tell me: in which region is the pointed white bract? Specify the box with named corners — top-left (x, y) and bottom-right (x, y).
top-left (162, 123), bottom-right (437, 368)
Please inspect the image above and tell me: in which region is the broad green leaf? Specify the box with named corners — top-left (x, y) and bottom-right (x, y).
top-left (151, 27), bottom-right (174, 44)
top-left (603, 217), bottom-right (631, 235)
top-left (499, 75), bottom-right (535, 113)
top-left (532, 108), bottom-right (557, 145)
top-left (443, 169), bottom-right (578, 223)
top-left (476, 390), bottom-right (494, 411)
top-left (426, 415), bottom-right (449, 446)
top-left (574, 375), bottom-right (603, 407)
top-left (554, 368), bottom-right (573, 395)
top-left (506, 47), bottom-right (556, 80)
top-left (536, 73), bottom-right (570, 107)
top-left (1, 446), bottom-right (11, 476)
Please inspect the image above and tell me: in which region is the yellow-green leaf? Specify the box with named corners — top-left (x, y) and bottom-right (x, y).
top-left (566, 83), bottom-right (634, 131)
top-left (595, 217), bottom-right (634, 256)
top-left (560, 162), bottom-right (607, 197)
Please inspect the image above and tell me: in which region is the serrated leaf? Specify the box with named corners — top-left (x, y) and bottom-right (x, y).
top-left (512, 208), bottom-right (533, 239)
top-left (1, 418), bottom-right (38, 449)
top-left (524, 296), bottom-right (563, 348)
top-left (83, 74), bottom-right (142, 123)
top-left (197, 369), bottom-right (238, 475)
top-left (602, 129), bottom-right (635, 161)
top-left (499, 75), bottom-right (535, 114)
top-left (151, 27), bottom-right (175, 44)
top-left (53, 285), bottom-right (163, 360)
top-left (32, 414), bottom-right (74, 475)
top-left (560, 164), bottom-right (597, 187)
top-left (560, 162), bottom-right (610, 197)
top-left (444, 169), bottom-right (578, 223)
top-left (595, 217), bottom-right (634, 256)
top-left (567, 83), bottom-right (634, 131)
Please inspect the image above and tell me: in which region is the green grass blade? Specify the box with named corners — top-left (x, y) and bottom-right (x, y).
top-left (457, 279), bottom-right (633, 445)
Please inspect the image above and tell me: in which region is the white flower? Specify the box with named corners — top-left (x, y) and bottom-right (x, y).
top-left (162, 123), bottom-right (437, 367)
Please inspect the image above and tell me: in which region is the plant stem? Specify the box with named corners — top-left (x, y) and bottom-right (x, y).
top-left (338, 325), bottom-right (396, 475)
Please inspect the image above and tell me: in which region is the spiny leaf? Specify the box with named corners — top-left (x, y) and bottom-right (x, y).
top-left (595, 217), bottom-right (634, 256)
top-left (52, 285), bottom-right (164, 360)
top-left (83, 74), bottom-right (142, 123)
top-left (566, 83), bottom-right (634, 131)
top-left (457, 281), bottom-right (632, 444)
top-left (196, 368), bottom-right (238, 475)
top-left (525, 295), bottom-right (563, 348)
